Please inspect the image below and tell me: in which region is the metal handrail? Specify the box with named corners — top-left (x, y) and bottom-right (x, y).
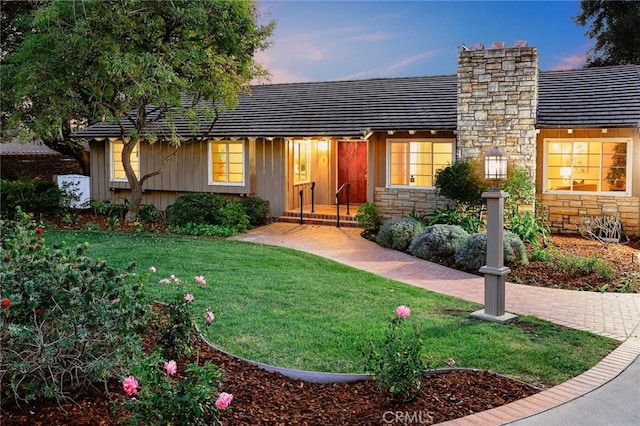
top-left (298, 182), bottom-right (316, 224)
top-left (335, 183), bottom-right (350, 228)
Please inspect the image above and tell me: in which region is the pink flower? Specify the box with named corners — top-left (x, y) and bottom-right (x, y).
top-left (149, 266), bottom-right (157, 273)
top-left (194, 275), bottom-right (207, 285)
top-left (215, 392), bottom-right (233, 410)
top-left (111, 297), bottom-right (120, 304)
top-left (184, 293), bottom-right (194, 302)
top-left (122, 375), bottom-right (139, 396)
top-left (159, 278), bottom-right (171, 285)
top-left (205, 310), bottom-right (215, 324)
top-left (447, 358), bottom-right (456, 367)
top-left (164, 360), bottom-right (177, 376)
top-left (396, 305), bottom-right (411, 318)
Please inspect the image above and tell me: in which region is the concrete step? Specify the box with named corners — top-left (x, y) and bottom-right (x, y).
top-left (278, 213), bottom-right (360, 228)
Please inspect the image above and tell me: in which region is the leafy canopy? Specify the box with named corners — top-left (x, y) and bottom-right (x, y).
top-left (574, 0), bottom-right (640, 67)
top-left (2, 0), bottom-right (274, 220)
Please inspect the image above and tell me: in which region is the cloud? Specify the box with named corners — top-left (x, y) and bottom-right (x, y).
top-left (549, 54), bottom-right (587, 71)
top-left (350, 31), bottom-right (395, 42)
top-left (340, 49), bottom-right (441, 80)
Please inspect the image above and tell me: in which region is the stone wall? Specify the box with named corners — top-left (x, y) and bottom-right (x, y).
top-left (538, 193), bottom-right (640, 237)
top-left (456, 44), bottom-right (538, 183)
top-left (374, 187), bottom-right (452, 219)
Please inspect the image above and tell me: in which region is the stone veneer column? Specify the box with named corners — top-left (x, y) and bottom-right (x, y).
top-left (456, 44), bottom-right (538, 185)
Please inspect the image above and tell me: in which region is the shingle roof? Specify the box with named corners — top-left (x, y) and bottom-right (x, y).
top-left (537, 64), bottom-right (640, 128)
top-left (71, 64), bottom-right (640, 140)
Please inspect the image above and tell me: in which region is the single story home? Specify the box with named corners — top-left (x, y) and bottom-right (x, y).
top-left (72, 42), bottom-right (640, 236)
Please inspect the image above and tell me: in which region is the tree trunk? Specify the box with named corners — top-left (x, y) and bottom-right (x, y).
top-left (122, 138), bottom-right (143, 223)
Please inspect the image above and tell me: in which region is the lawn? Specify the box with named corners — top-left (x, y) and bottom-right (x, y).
top-left (44, 230), bottom-right (618, 386)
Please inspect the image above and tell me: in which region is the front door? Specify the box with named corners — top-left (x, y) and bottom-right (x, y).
top-left (337, 140), bottom-right (367, 204)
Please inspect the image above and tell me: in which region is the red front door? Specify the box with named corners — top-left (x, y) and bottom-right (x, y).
top-left (337, 140), bottom-right (367, 204)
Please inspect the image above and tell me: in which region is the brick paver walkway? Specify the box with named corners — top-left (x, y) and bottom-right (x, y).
top-left (231, 223), bottom-right (640, 425)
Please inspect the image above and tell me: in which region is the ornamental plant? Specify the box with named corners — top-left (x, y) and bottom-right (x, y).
top-left (363, 305), bottom-right (430, 403)
top-left (0, 208), bottom-right (148, 407)
top-left (376, 218), bottom-right (425, 252)
top-left (118, 351), bottom-right (227, 426)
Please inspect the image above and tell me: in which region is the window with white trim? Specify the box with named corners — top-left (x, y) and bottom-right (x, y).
top-left (208, 140), bottom-right (244, 185)
top-left (292, 139), bottom-right (310, 184)
top-left (544, 138), bottom-right (630, 193)
top-left (110, 140), bottom-right (139, 181)
top-left (387, 139), bottom-right (454, 187)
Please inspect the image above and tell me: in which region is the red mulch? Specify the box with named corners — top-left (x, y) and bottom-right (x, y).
top-left (1, 335), bottom-right (540, 426)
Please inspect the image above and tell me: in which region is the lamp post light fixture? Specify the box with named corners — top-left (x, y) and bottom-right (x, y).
top-left (470, 147), bottom-right (518, 324)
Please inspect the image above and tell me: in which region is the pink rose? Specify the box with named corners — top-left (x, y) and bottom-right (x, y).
top-left (215, 392), bottom-right (233, 410)
top-left (194, 275), bottom-right (207, 285)
top-left (164, 360), bottom-right (177, 376)
top-left (396, 305), bottom-right (411, 318)
top-left (122, 375), bottom-right (139, 396)
top-left (205, 310), bottom-right (215, 324)
top-left (184, 293), bottom-right (194, 302)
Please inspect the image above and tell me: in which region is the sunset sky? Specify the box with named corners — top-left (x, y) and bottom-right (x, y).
top-left (257, 0), bottom-right (591, 83)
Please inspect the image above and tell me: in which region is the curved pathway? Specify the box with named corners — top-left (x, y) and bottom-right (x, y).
top-left (231, 223), bottom-right (640, 425)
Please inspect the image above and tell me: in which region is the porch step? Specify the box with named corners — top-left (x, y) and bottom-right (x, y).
top-left (278, 211), bottom-right (360, 228)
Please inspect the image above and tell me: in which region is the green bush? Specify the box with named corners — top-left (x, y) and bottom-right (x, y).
top-left (0, 178), bottom-right (63, 217)
top-left (434, 159), bottom-right (488, 206)
top-left (454, 230), bottom-right (528, 271)
top-left (239, 196), bottom-right (271, 227)
top-left (424, 205), bottom-right (484, 234)
top-left (376, 218), bottom-right (425, 251)
top-left (504, 205), bottom-right (549, 246)
top-left (355, 202), bottom-right (384, 233)
top-left (502, 168), bottom-right (535, 208)
top-left (137, 204), bottom-right (161, 223)
top-left (219, 202), bottom-right (250, 233)
top-left (409, 225), bottom-right (470, 263)
top-left (0, 208), bottom-right (148, 407)
top-left (552, 252), bottom-right (617, 281)
top-left (165, 193), bottom-right (227, 227)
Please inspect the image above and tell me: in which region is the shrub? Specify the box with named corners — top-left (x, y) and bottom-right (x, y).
top-left (434, 159), bottom-right (488, 206)
top-left (423, 205), bottom-right (484, 234)
top-left (552, 252), bottom-right (617, 281)
top-left (502, 167), bottom-right (535, 208)
top-left (239, 196), bottom-right (271, 227)
top-left (355, 202), bottom-right (384, 233)
top-left (376, 218), bottom-right (425, 251)
top-left (137, 204), bottom-right (161, 223)
top-left (363, 305), bottom-right (429, 403)
top-left (454, 230), bottom-right (528, 271)
top-left (219, 202), bottom-right (250, 233)
top-left (504, 206), bottom-right (549, 246)
top-left (165, 193), bottom-right (227, 227)
top-left (0, 178), bottom-right (63, 217)
top-left (0, 208), bottom-right (148, 407)
top-left (118, 351), bottom-right (225, 426)
top-left (409, 225), bottom-right (470, 264)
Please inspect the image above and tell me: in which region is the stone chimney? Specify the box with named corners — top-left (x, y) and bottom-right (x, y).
top-left (456, 41), bottom-right (538, 181)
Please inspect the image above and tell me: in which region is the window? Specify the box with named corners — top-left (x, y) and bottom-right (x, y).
top-left (292, 139), bottom-right (310, 184)
top-left (209, 140), bottom-right (244, 185)
top-left (387, 139), bottom-right (454, 187)
top-left (544, 138), bottom-right (630, 193)
top-left (110, 139), bottom-right (139, 181)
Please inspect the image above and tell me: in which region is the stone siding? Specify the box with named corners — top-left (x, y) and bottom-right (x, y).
top-left (456, 45), bottom-right (538, 185)
top-left (538, 193), bottom-right (640, 237)
top-left (374, 187), bottom-right (452, 219)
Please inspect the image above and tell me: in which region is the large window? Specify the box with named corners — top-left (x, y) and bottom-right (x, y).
top-left (544, 138), bottom-right (630, 193)
top-left (209, 140), bottom-right (244, 185)
top-left (110, 139), bottom-right (139, 182)
top-left (387, 139), bottom-right (454, 187)
top-left (292, 139), bottom-right (310, 184)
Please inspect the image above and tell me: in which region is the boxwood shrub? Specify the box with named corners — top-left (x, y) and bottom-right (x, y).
top-left (454, 230), bottom-right (528, 272)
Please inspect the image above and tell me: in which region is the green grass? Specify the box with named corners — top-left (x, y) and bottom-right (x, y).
top-left (44, 230), bottom-right (618, 386)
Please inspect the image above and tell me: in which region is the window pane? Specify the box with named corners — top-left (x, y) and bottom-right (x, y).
top-left (388, 140), bottom-right (453, 187)
top-left (210, 141), bottom-right (244, 184)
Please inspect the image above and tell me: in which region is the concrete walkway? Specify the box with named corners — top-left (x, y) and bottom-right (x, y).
top-left (231, 222), bottom-right (640, 425)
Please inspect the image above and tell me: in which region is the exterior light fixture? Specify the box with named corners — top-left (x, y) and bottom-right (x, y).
top-left (471, 146), bottom-right (517, 324)
top-left (408, 130), bottom-right (416, 135)
top-left (317, 140), bottom-right (328, 152)
top-left (484, 146), bottom-right (508, 188)
top-left (387, 130), bottom-right (395, 135)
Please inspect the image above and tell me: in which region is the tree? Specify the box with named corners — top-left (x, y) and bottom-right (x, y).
top-left (1, 0), bottom-right (273, 221)
top-left (574, 0), bottom-right (640, 67)
top-left (1, 0), bottom-right (92, 175)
